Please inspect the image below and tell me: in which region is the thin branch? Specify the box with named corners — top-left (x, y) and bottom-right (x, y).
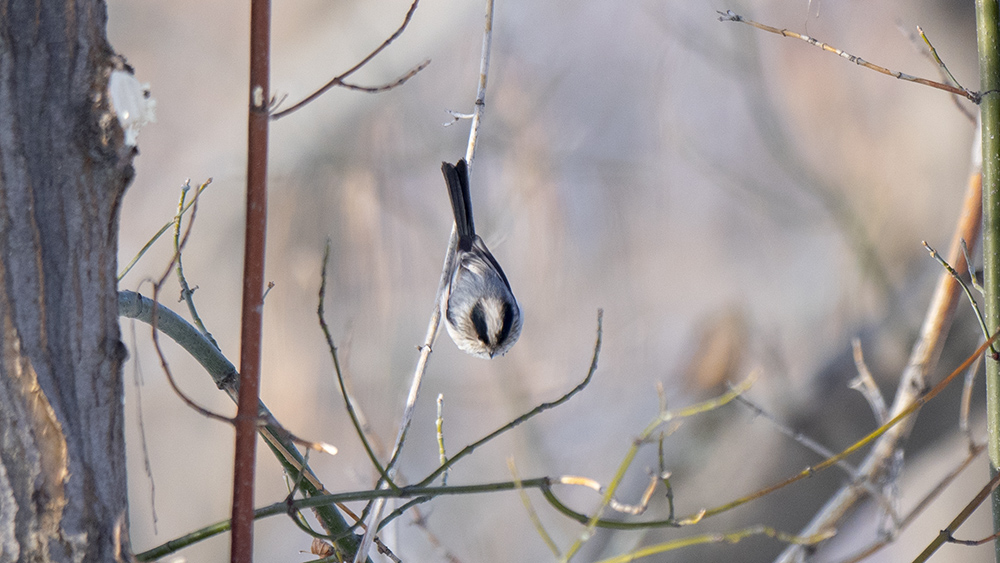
top-left (409, 508), bottom-right (464, 563)
top-left (961, 239), bottom-right (985, 295)
top-left (912, 469), bottom-right (1000, 562)
top-left (148, 198), bottom-right (235, 425)
top-left (339, 60), bottom-right (430, 93)
top-left (561, 374), bottom-right (757, 560)
top-left (898, 23), bottom-right (978, 123)
top-left (737, 395), bottom-right (858, 475)
top-left (917, 26), bottom-right (968, 93)
top-left (849, 338), bottom-right (889, 424)
top-left (436, 394), bottom-right (449, 486)
top-left (353, 1), bottom-right (496, 560)
top-left (463, 0), bottom-right (494, 167)
top-left (118, 178), bottom-right (211, 281)
top-left (128, 321), bottom-right (159, 534)
top-left (173, 182), bottom-right (219, 349)
top-left (923, 240), bottom-right (995, 355)
top-left (317, 241), bottom-right (394, 486)
top-left (718, 10), bottom-right (980, 103)
top-left (271, 0), bottom-right (425, 120)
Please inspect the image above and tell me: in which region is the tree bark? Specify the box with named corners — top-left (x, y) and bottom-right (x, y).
top-left (0, 1), bottom-right (134, 561)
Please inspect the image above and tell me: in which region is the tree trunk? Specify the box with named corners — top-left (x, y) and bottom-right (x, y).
top-left (0, 1), bottom-right (134, 561)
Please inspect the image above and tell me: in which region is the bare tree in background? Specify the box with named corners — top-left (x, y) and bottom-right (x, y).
top-left (0, 0), bottom-right (134, 561)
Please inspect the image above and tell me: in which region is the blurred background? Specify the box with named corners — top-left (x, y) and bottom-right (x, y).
top-left (109, 0), bottom-right (990, 561)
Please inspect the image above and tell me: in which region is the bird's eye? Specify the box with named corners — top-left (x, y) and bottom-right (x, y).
top-left (497, 302), bottom-right (514, 345)
top-left (470, 302), bottom-right (490, 345)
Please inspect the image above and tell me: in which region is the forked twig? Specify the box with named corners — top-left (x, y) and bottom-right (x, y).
top-left (718, 10), bottom-right (980, 103)
top-left (916, 26), bottom-right (967, 93)
top-left (923, 240), bottom-right (995, 356)
top-left (148, 197), bottom-right (235, 425)
top-left (912, 469), bottom-right (1000, 561)
top-left (173, 183), bottom-right (218, 349)
top-left (849, 339), bottom-right (889, 424)
top-left (898, 23), bottom-right (978, 122)
top-left (118, 178), bottom-right (211, 281)
top-left (271, 0), bottom-right (428, 120)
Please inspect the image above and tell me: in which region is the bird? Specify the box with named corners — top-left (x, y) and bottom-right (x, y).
top-left (440, 159), bottom-right (522, 359)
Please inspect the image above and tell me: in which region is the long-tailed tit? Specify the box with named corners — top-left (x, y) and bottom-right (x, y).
top-left (440, 159), bottom-right (522, 359)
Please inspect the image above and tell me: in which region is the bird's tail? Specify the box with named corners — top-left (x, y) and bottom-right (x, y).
top-left (441, 159), bottom-right (475, 239)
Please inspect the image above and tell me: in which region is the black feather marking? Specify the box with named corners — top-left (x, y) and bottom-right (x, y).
top-left (441, 159), bottom-right (476, 239)
top-left (497, 301), bottom-right (514, 346)
top-left (470, 301), bottom-right (490, 345)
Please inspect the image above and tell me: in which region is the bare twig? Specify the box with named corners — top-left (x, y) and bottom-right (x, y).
top-left (118, 178), bottom-right (211, 281)
top-left (736, 395), bottom-right (858, 476)
top-left (849, 338), bottom-right (889, 424)
top-left (559, 374), bottom-right (757, 560)
top-left (557, 473), bottom-right (663, 517)
top-left (173, 182), bottom-right (219, 349)
top-left (318, 242), bottom-right (393, 484)
top-left (719, 10), bottom-right (980, 103)
top-left (916, 26), bottom-right (968, 94)
top-left (149, 198), bottom-right (235, 425)
top-left (352, 1), bottom-right (496, 560)
top-left (436, 394), bottom-right (449, 486)
top-left (463, 0), bottom-right (494, 167)
top-left (912, 469), bottom-right (1000, 561)
top-left (736, 393), bottom-right (900, 523)
top-left (899, 23), bottom-right (977, 122)
top-left (409, 508), bottom-right (464, 563)
top-left (339, 60), bottom-right (430, 93)
top-left (271, 0), bottom-right (427, 120)
top-left (961, 239), bottom-right (984, 295)
top-left (923, 240), bottom-right (995, 354)
top-left (128, 320), bottom-right (159, 534)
